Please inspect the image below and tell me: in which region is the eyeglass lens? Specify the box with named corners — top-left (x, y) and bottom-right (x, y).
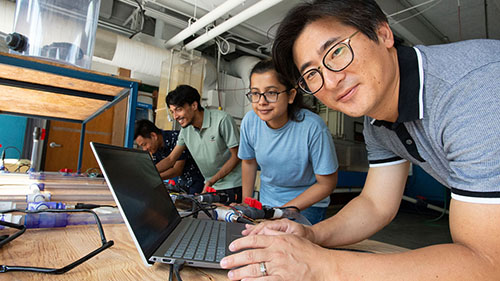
top-left (298, 32), bottom-right (357, 95)
top-left (246, 92), bottom-right (279, 103)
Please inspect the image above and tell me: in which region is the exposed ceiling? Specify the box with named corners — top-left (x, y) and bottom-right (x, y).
top-left (99, 0), bottom-right (500, 59)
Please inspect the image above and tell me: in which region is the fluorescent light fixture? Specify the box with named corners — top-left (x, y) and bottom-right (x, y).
top-left (164, 0), bottom-right (246, 48)
top-left (184, 0), bottom-right (283, 51)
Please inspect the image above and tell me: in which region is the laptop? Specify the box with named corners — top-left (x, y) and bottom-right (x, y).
top-left (90, 142), bottom-right (246, 268)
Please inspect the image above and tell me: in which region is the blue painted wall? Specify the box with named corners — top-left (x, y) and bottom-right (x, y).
top-left (337, 165), bottom-right (448, 204)
top-left (0, 115), bottom-right (28, 158)
top-left (405, 165), bottom-right (448, 204)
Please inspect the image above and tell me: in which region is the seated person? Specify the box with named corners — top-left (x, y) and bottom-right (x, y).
top-left (134, 119), bottom-right (204, 194)
top-left (238, 59), bottom-right (339, 224)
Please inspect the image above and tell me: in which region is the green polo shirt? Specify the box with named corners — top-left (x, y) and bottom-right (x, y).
top-left (177, 109), bottom-right (242, 190)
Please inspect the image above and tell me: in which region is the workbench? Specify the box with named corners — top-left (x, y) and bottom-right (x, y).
top-left (0, 52), bottom-right (139, 171)
top-left (0, 223), bottom-right (408, 280)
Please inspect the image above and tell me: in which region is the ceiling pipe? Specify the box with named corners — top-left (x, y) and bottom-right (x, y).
top-left (164, 0), bottom-right (245, 48)
top-left (184, 0), bottom-right (283, 51)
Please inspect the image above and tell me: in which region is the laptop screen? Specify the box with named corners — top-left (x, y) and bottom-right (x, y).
top-left (91, 143), bottom-right (181, 260)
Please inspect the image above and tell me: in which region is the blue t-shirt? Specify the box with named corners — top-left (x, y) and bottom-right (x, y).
top-left (239, 109), bottom-right (339, 208)
top-left (152, 130), bottom-right (204, 190)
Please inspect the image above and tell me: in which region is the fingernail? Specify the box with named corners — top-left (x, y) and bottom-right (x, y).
top-left (220, 258), bottom-right (227, 267)
top-left (227, 270), bottom-right (234, 278)
top-left (229, 243), bottom-right (235, 251)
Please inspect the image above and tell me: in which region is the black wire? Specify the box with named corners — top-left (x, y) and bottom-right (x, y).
top-left (173, 260), bottom-right (184, 281)
top-left (278, 206), bottom-right (300, 212)
top-left (129, 0), bottom-right (145, 39)
top-left (13, 163), bottom-right (30, 173)
top-left (177, 196), bottom-right (215, 220)
top-left (74, 203), bottom-right (117, 210)
top-left (1, 146), bottom-right (22, 161)
top-left (0, 209), bottom-right (114, 274)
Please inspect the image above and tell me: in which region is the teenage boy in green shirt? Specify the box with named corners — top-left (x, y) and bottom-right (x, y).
top-left (157, 85), bottom-right (242, 203)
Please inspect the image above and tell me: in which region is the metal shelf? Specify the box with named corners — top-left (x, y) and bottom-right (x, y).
top-left (0, 52), bottom-right (138, 172)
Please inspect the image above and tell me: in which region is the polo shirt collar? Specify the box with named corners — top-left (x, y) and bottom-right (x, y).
top-left (371, 45), bottom-right (424, 129)
top-left (201, 108), bottom-right (210, 130)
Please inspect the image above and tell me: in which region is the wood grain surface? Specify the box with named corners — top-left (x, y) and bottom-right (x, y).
top-left (0, 224), bottom-right (228, 281)
top-left (0, 224), bottom-right (407, 281)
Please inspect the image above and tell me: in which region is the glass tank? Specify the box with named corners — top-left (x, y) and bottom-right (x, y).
top-left (7, 0), bottom-right (101, 69)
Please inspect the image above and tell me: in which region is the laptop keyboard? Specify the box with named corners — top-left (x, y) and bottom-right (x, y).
top-left (164, 219), bottom-right (227, 262)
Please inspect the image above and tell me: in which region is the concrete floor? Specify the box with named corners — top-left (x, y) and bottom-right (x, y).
top-left (326, 197), bottom-right (452, 250)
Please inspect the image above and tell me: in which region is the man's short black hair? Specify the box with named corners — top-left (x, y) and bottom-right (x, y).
top-left (165, 84), bottom-right (203, 111)
top-left (134, 119), bottom-right (161, 140)
top-left (272, 0), bottom-right (388, 84)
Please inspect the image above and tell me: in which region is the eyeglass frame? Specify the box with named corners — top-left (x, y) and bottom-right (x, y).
top-left (245, 89), bottom-right (289, 103)
top-left (297, 30), bottom-right (360, 95)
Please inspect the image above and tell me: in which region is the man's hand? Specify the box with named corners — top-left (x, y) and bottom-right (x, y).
top-left (242, 218), bottom-right (316, 242)
top-left (220, 233), bottom-right (332, 281)
top-left (202, 179), bottom-right (215, 193)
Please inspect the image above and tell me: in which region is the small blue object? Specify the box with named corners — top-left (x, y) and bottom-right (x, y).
top-left (27, 202), bottom-right (66, 211)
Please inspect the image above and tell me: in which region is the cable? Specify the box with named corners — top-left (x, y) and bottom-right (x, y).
top-left (13, 163), bottom-right (30, 173)
top-left (215, 37), bottom-right (231, 55)
top-left (278, 206), bottom-right (300, 212)
top-left (387, 0), bottom-right (437, 18)
top-left (0, 209), bottom-right (113, 274)
top-left (169, 260), bottom-right (184, 281)
top-left (73, 203), bottom-right (117, 210)
top-left (426, 186), bottom-right (449, 223)
top-left (229, 206), bottom-right (256, 225)
top-left (84, 167), bottom-right (101, 178)
top-left (388, 0), bottom-right (443, 25)
top-left (177, 195), bottom-right (215, 220)
top-left (129, 0), bottom-right (145, 39)
top-left (1, 146), bottom-right (22, 172)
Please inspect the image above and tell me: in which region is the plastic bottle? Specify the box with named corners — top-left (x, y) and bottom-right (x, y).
top-left (1, 203), bottom-right (124, 229)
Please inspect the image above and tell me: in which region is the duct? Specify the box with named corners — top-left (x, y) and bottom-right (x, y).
top-left (94, 28), bottom-right (118, 61)
top-left (0, 0), bottom-right (15, 33)
top-left (225, 55), bottom-right (260, 89)
top-left (109, 32), bottom-right (171, 77)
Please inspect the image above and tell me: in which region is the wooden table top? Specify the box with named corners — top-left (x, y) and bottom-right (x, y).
top-left (0, 223), bottom-right (407, 280)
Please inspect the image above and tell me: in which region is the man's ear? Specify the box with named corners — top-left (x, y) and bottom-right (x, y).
top-left (377, 22), bottom-right (395, 48)
top-left (191, 101), bottom-right (199, 111)
top-left (150, 132), bottom-right (158, 141)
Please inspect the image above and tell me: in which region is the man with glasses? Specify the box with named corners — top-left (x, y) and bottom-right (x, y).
top-left (157, 85), bottom-right (242, 203)
top-left (220, 0), bottom-right (500, 280)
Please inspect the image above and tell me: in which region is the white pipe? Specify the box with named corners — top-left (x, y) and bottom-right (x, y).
top-left (164, 0), bottom-right (245, 48)
top-left (185, 0), bottom-right (283, 51)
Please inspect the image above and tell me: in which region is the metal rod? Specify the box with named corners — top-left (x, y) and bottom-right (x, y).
top-left (77, 123), bottom-right (86, 174)
top-left (484, 0), bottom-right (489, 38)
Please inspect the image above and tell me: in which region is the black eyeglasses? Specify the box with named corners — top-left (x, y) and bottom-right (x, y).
top-left (245, 90), bottom-right (288, 103)
top-left (298, 30), bottom-right (360, 95)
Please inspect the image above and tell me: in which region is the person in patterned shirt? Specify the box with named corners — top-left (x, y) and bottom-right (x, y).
top-left (134, 119), bottom-right (204, 194)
